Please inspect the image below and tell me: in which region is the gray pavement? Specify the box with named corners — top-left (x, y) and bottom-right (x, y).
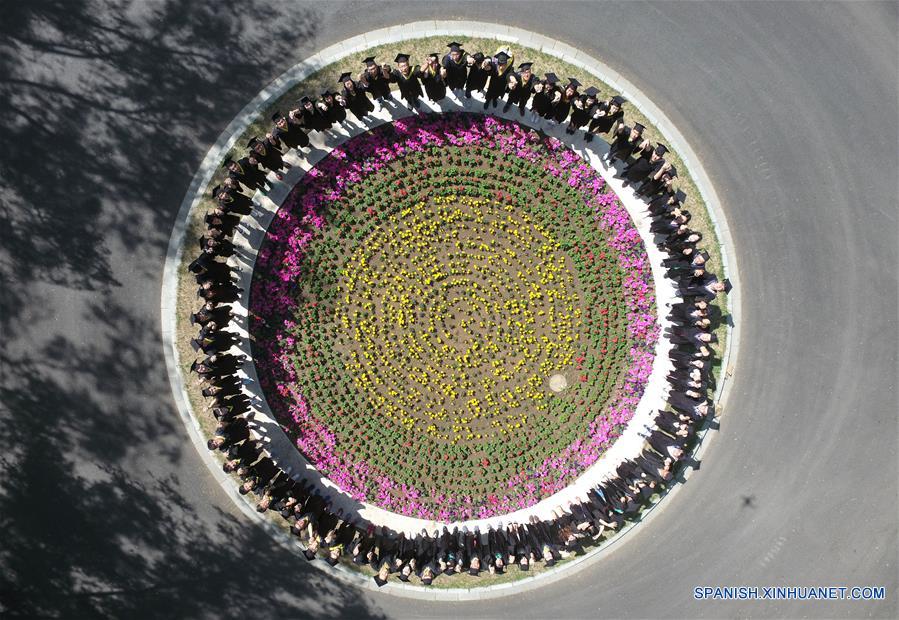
top-left (1, 1), bottom-right (896, 618)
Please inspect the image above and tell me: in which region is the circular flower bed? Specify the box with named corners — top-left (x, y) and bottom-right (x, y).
top-left (250, 112), bottom-right (659, 520)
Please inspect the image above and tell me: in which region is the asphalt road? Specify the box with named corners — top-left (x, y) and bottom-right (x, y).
top-left (1, 1), bottom-right (896, 618)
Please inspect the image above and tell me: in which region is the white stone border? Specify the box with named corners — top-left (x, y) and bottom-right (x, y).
top-left (161, 22), bottom-right (740, 600)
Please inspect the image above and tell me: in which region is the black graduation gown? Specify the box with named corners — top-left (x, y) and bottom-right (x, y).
top-left (531, 83), bottom-right (554, 118)
top-left (648, 191), bottom-right (676, 216)
top-left (396, 534), bottom-right (415, 565)
top-left (301, 106), bottom-right (328, 132)
top-left (637, 173), bottom-right (670, 197)
top-left (609, 125), bottom-right (642, 161)
top-left (219, 417), bottom-right (250, 445)
top-left (390, 66), bottom-right (423, 104)
top-left (415, 535), bottom-right (435, 567)
top-left (552, 91), bottom-right (576, 123)
top-left (420, 66), bottom-right (446, 101)
top-left (486, 63), bottom-right (513, 102)
top-left (203, 211), bottom-right (240, 237)
top-left (217, 189), bottom-right (253, 215)
top-left (272, 119), bottom-right (309, 150)
top-left (506, 73), bottom-right (535, 108)
top-left (361, 68), bottom-right (391, 100)
top-left (324, 100), bottom-right (346, 124)
top-left (623, 148), bottom-right (658, 182)
top-left (588, 104), bottom-right (623, 134)
top-left (231, 439), bottom-right (261, 466)
top-left (188, 251), bottom-right (215, 275)
top-left (343, 84), bottom-right (375, 119)
top-left (230, 157), bottom-right (268, 192)
top-left (252, 140), bottom-right (287, 173)
top-left (568, 95), bottom-right (593, 128)
top-left (650, 215), bottom-right (680, 235)
top-left (465, 62), bottom-right (490, 94)
top-left (441, 54), bottom-right (468, 89)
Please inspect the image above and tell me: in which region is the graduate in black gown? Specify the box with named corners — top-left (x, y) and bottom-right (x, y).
top-left (607, 121), bottom-right (645, 164)
top-left (441, 42), bottom-right (468, 92)
top-left (531, 73), bottom-right (558, 119)
top-left (269, 111), bottom-right (309, 151)
top-left (623, 143), bottom-right (667, 186)
top-left (389, 53), bottom-right (423, 111)
top-left (248, 136), bottom-right (291, 181)
top-left (566, 85), bottom-right (598, 134)
top-left (224, 156), bottom-right (269, 194)
top-left (484, 50), bottom-right (514, 109)
top-left (552, 77), bottom-right (580, 124)
top-left (587, 95), bottom-right (625, 141)
top-left (298, 96), bottom-right (328, 133)
top-left (340, 72), bottom-right (375, 120)
top-left (464, 52), bottom-right (490, 98)
top-left (420, 53), bottom-right (447, 103)
top-left (636, 164), bottom-right (677, 198)
top-left (504, 62), bottom-right (536, 116)
top-left (648, 187), bottom-right (685, 217)
top-left (213, 183), bottom-right (253, 215)
top-left (320, 91), bottom-right (346, 126)
top-left (360, 56), bottom-right (392, 106)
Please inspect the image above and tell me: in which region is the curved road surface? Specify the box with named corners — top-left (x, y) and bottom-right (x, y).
top-left (2, 1), bottom-right (896, 618)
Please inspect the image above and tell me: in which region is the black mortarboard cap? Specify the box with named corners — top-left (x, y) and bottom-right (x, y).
top-left (221, 157), bottom-right (233, 168)
top-left (611, 95), bottom-right (626, 106)
top-left (320, 91), bottom-right (333, 98)
top-left (326, 556), bottom-right (339, 566)
top-left (654, 144), bottom-right (669, 156)
top-left (211, 184), bottom-right (222, 197)
top-left (300, 96), bottom-right (311, 104)
top-left (667, 164), bottom-right (678, 177)
top-left (394, 53), bottom-right (410, 63)
top-left (544, 72), bottom-right (559, 84)
top-left (585, 86), bottom-right (599, 97)
top-left (421, 577), bottom-right (433, 586)
top-left (567, 77), bottom-right (581, 88)
top-left (722, 278), bottom-right (733, 293)
top-left (446, 42), bottom-right (463, 51)
top-left (271, 111), bottom-right (283, 122)
top-left (190, 339), bottom-right (202, 352)
top-left (246, 137), bottom-right (259, 147)
top-left (429, 52), bottom-right (439, 59)
top-left (674, 189), bottom-right (687, 203)
top-left (468, 568), bottom-right (479, 576)
top-left (338, 72), bottom-right (353, 83)
top-left (633, 122), bottom-right (646, 132)
top-left (362, 56), bottom-right (377, 66)
top-left (518, 62), bottom-right (533, 70)
top-left (472, 52), bottom-right (485, 62)
top-left (495, 51), bottom-right (510, 64)
top-left (303, 549), bottom-right (316, 561)
top-left (189, 359), bottom-right (199, 372)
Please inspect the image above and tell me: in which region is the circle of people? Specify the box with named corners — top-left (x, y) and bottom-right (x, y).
top-left (189, 42), bottom-right (731, 587)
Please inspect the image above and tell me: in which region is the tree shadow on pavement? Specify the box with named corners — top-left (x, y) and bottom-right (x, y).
top-left (0, 0), bottom-right (315, 332)
top-left (0, 301), bottom-right (388, 618)
top-left (0, 1), bottom-right (387, 617)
